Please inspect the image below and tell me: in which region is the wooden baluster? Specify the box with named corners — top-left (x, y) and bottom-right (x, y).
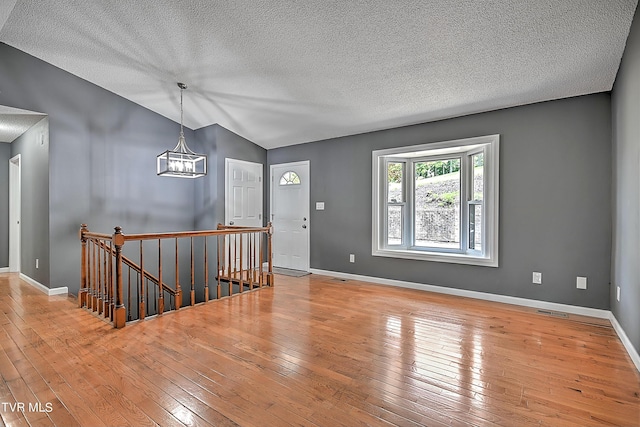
top-left (127, 266), bottom-right (132, 321)
top-left (108, 243), bottom-right (114, 321)
top-left (94, 242), bottom-right (99, 312)
top-left (85, 239), bottom-right (91, 309)
top-left (92, 241), bottom-right (98, 310)
top-left (204, 237), bottom-right (209, 303)
top-left (239, 231), bottom-right (244, 292)
top-left (232, 234), bottom-right (236, 281)
top-left (79, 224), bottom-right (88, 307)
top-left (227, 235), bottom-right (232, 297)
top-left (175, 238), bottom-right (182, 309)
top-left (97, 242), bottom-right (103, 314)
top-left (247, 231), bottom-right (251, 289)
top-left (86, 240), bottom-right (93, 309)
top-left (216, 235), bottom-right (221, 299)
top-left (225, 233), bottom-right (229, 283)
top-left (248, 231), bottom-right (252, 288)
top-left (229, 235), bottom-right (234, 296)
top-left (104, 242), bottom-right (109, 316)
top-left (153, 276), bottom-right (157, 314)
top-left (104, 243), bottom-right (110, 319)
top-left (251, 232), bottom-right (256, 289)
top-left (158, 239), bottom-right (164, 315)
top-left (112, 226), bottom-right (126, 328)
top-left (190, 237), bottom-right (195, 306)
top-left (251, 233), bottom-right (258, 289)
top-left (255, 232), bottom-right (259, 287)
top-left (146, 276), bottom-right (150, 317)
top-left (139, 241), bottom-right (145, 320)
top-left (258, 232), bottom-right (264, 287)
top-left (95, 242), bottom-right (101, 313)
top-left (103, 242), bottom-right (108, 316)
top-left (267, 222), bottom-right (274, 287)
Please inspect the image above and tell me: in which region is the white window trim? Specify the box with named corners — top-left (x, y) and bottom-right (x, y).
top-left (372, 134), bottom-right (499, 267)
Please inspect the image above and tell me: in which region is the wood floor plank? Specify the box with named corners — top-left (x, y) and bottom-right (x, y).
top-left (0, 272), bottom-right (639, 426)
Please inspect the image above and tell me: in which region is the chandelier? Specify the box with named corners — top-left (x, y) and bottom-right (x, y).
top-left (156, 83), bottom-right (207, 178)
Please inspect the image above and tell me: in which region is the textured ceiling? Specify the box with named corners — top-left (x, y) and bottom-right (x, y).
top-left (0, 1), bottom-right (637, 149)
top-left (0, 105), bottom-right (46, 143)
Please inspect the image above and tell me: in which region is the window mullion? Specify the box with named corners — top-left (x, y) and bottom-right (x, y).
top-left (461, 153), bottom-right (469, 253)
top-left (405, 159), bottom-right (413, 249)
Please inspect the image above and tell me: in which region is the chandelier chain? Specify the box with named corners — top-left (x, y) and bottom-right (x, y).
top-left (180, 85), bottom-right (184, 137)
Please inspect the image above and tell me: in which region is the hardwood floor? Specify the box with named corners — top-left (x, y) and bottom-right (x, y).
top-left (0, 272), bottom-right (638, 426)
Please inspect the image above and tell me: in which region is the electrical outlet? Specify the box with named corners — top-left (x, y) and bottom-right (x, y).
top-left (617, 286), bottom-right (621, 302)
top-left (349, 254), bottom-right (355, 263)
top-left (35, 258), bottom-right (39, 269)
top-left (576, 276), bottom-right (587, 289)
top-left (532, 272), bottom-right (542, 284)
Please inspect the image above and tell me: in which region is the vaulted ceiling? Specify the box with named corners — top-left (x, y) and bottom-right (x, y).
top-left (0, 1), bottom-right (637, 148)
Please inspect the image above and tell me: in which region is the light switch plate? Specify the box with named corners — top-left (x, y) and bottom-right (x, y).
top-left (532, 272), bottom-right (542, 284)
top-left (577, 277), bottom-right (587, 289)
top-left (316, 202), bottom-right (325, 210)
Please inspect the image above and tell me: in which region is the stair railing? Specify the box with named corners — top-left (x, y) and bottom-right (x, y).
top-left (79, 223), bottom-right (274, 328)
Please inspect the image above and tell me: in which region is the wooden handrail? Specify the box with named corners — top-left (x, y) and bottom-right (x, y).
top-left (79, 223), bottom-right (274, 328)
top-left (82, 231), bottom-right (113, 240)
top-left (93, 239), bottom-right (177, 296)
top-left (121, 226), bottom-right (271, 242)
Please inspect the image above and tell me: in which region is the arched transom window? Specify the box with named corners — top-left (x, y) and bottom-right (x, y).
top-left (279, 171), bottom-right (301, 185)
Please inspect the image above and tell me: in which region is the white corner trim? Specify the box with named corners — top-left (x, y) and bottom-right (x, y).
top-left (608, 313), bottom-right (640, 373)
top-left (19, 273), bottom-right (68, 296)
top-left (0, 267), bottom-right (9, 273)
top-left (310, 269), bottom-right (611, 319)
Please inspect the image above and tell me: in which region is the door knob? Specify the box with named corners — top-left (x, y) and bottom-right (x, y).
top-left (229, 221), bottom-right (235, 225)
top-left (302, 224), bottom-right (307, 229)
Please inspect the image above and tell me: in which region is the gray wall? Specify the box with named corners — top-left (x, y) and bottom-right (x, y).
top-left (10, 118), bottom-right (49, 284)
top-left (0, 142), bottom-right (9, 267)
top-left (194, 124), bottom-right (267, 230)
top-left (0, 42), bottom-right (195, 294)
top-left (611, 7), bottom-right (640, 353)
top-left (268, 94), bottom-right (612, 309)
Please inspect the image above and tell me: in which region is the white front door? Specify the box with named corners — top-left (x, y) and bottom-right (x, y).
top-left (225, 159), bottom-right (263, 271)
top-left (270, 161), bottom-right (310, 271)
top-left (9, 155), bottom-right (21, 273)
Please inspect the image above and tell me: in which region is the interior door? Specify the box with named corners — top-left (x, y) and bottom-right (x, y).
top-left (225, 159), bottom-right (263, 271)
top-left (270, 161), bottom-right (310, 271)
top-left (9, 155), bottom-right (21, 273)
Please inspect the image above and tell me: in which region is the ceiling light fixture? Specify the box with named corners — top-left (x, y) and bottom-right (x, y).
top-left (157, 83), bottom-right (207, 178)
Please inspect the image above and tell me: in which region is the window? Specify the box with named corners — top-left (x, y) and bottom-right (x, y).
top-left (372, 135), bottom-right (499, 267)
top-left (279, 171), bottom-right (301, 185)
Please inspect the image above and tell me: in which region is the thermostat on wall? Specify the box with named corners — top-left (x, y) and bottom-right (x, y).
top-left (316, 202), bottom-right (325, 210)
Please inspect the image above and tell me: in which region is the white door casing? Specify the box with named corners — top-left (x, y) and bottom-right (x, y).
top-left (270, 161), bottom-right (310, 271)
top-left (9, 155), bottom-right (21, 273)
top-left (225, 159), bottom-right (263, 271)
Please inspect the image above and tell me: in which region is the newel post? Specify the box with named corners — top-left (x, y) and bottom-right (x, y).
top-left (112, 226), bottom-right (126, 328)
top-left (78, 224), bottom-right (89, 308)
top-left (267, 222), bottom-right (274, 287)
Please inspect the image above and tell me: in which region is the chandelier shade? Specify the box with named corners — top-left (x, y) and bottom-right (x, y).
top-left (157, 83), bottom-right (207, 178)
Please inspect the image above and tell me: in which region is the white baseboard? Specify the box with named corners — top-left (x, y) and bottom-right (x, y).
top-left (608, 313), bottom-right (640, 372)
top-left (19, 273), bottom-right (68, 296)
top-left (310, 269), bottom-right (610, 318)
top-left (0, 267), bottom-right (9, 273)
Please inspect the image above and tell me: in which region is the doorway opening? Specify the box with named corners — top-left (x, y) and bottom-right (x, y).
top-left (9, 154), bottom-right (21, 272)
